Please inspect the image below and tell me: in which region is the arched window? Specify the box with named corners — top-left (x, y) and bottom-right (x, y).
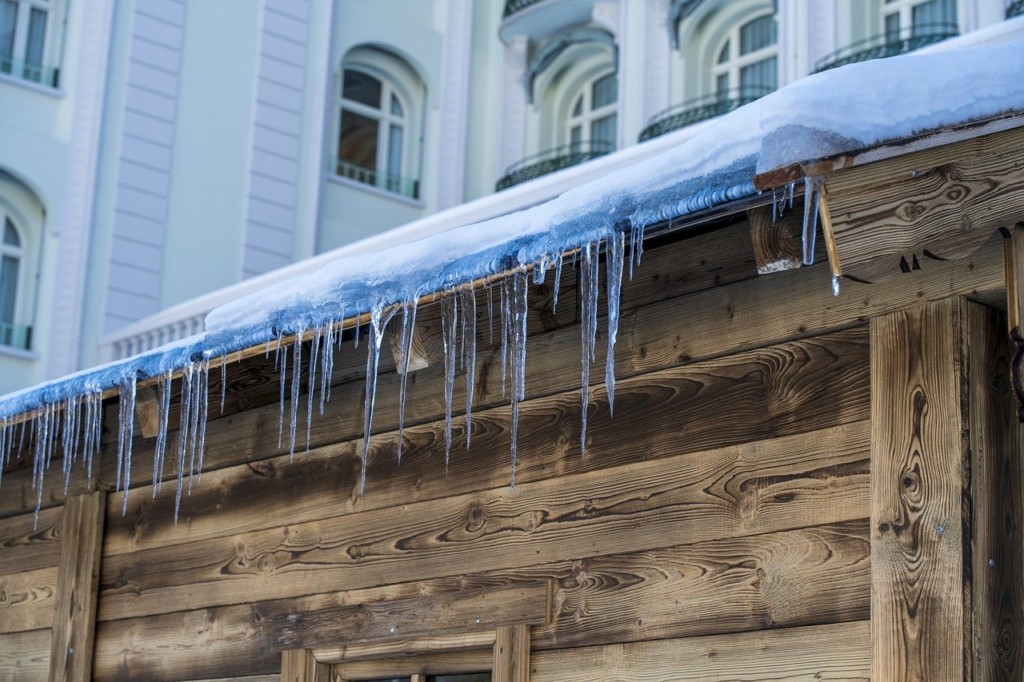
top-left (0, 215), bottom-right (23, 347)
top-left (566, 71), bottom-right (617, 151)
top-left (882, 0), bottom-right (957, 39)
top-left (711, 13), bottom-right (777, 100)
top-left (333, 47), bottom-right (423, 200)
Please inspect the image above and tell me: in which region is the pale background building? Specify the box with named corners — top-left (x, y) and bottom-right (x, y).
top-left (0, 0), bottom-right (1020, 394)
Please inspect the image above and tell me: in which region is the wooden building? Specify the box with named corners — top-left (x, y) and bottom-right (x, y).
top-left (2, 113), bottom-right (1024, 680)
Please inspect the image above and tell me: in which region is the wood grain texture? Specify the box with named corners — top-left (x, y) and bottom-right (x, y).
top-left (870, 299), bottom-right (970, 681)
top-left (0, 628), bottom-right (51, 680)
top-left (493, 624), bottom-right (530, 682)
top-left (281, 649), bottom-right (330, 682)
top-left (966, 303), bottom-right (1024, 680)
top-left (0, 506), bottom-right (63, 574)
top-left (530, 620), bottom-right (870, 680)
top-left (273, 582), bottom-right (550, 650)
top-left (334, 650), bottom-right (493, 679)
top-left (92, 514), bottom-right (869, 680)
top-left (49, 491), bottom-right (107, 682)
top-left (0, 565), bottom-right (58, 633)
top-left (314, 631), bottom-right (497, 663)
top-left (103, 328), bottom-right (869, 555)
top-left (98, 423), bottom-right (868, 621)
top-left (828, 126), bottom-right (1024, 283)
top-left (747, 205), bottom-right (803, 274)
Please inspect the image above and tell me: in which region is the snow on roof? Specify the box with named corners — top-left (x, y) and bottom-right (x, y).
top-left (2, 32), bottom-right (1023, 423)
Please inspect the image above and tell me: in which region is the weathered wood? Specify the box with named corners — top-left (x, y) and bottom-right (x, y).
top-left (747, 205), bottom-right (802, 274)
top-left (93, 515), bottom-right (869, 680)
top-left (0, 566), bottom-right (58, 633)
top-left (274, 582), bottom-right (551, 650)
top-left (1005, 224), bottom-right (1024, 335)
top-left (870, 298), bottom-right (970, 680)
top-left (529, 620), bottom-right (871, 680)
top-left (280, 649), bottom-right (330, 682)
top-left (104, 328), bottom-right (869, 555)
top-left (0, 628), bottom-right (51, 680)
top-left (334, 650), bottom-right (493, 679)
top-left (388, 323), bottom-right (433, 373)
top-left (827, 126), bottom-right (1024, 283)
top-left (134, 385), bottom-right (160, 439)
top-left (49, 491), bottom-right (107, 682)
top-left (98, 423), bottom-right (868, 621)
top-left (966, 303), bottom-right (1024, 680)
top-left (493, 625), bottom-right (529, 682)
top-left (0, 506), bottom-right (62, 574)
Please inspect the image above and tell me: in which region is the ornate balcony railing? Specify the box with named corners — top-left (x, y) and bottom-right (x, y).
top-left (332, 159), bottom-right (420, 200)
top-left (639, 86), bottom-right (773, 142)
top-left (496, 140), bottom-right (615, 191)
top-left (1008, 0), bottom-right (1024, 18)
top-left (503, 0), bottom-right (545, 18)
top-left (0, 56), bottom-right (59, 88)
top-left (0, 322), bottom-right (32, 351)
top-left (813, 23), bottom-right (959, 73)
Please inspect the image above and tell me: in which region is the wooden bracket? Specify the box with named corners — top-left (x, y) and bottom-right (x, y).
top-left (816, 181), bottom-right (843, 295)
top-left (747, 205), bottom-right (803, 275)
top-left (1003, 223), bottom-right (1024, 421)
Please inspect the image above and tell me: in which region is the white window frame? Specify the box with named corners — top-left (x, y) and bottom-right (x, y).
top-left (0, 213), bottom-right (25, 343)
top-left (710, 12), bottom-right (778, 96)
top-left (1, 0), bottom-right (53, 83)
top-left (564, 69), bottom-right (617, 151)
top-left (335, 67), bottom-right (410, 184)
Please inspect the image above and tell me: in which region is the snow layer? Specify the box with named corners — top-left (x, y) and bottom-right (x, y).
top-left (2, 33), bottom-right (1024, 419)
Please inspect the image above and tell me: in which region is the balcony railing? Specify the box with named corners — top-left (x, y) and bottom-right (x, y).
top-left (1009, 0), bottom-right (1024, 18)
top-left (813, 23), bottom-right (959, 73)
top-left (332, 159), bottom-right (420, 200)
top-left (503, 0), bottom-right (545, 18)
top-left (0, 322), bottom-right (32, 351)
top-left (639, 86), bottom-right (773, 142)
top-left (496, 140), bottom-right (615, 191)
top-left (0, 56), bottom-right (60, 88)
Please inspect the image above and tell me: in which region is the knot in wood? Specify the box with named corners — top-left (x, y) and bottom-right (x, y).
top-left (896, 201), bottom-right (928, 222)
top-left (465, 503), bottom-right (486, 532)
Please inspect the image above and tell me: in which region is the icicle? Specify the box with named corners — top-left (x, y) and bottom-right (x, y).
top-left (153, 371), bottom-right (171, 494)
top-left (117, 376), bottom-right (137, 515)
top-left (277, 344), bottom-right (288, 448)
top-left (802, 176), bottom-right (822, 266)
top-left (551, 251), bottom-right (563, 313)
top-left (396, 296), bottom-right (418, 465)
top-left (289, 327), bottom-right (305, 460)
top-left (486, 283), bottom-right (494, 345)
top-left (605, 231), bottom-right (625, 416)
top-left (533, 255), bottom-right (549, 286)
top-left (174, 365), bottom-right (193, 524)
top-left (441, 294), bottom-right (458, 471)
top-left (508, 266), bottom-right (529, 490)
top-left (579, 241), bottom-right (600, 457)
top-left (220, 356), bottom-right (228, 414)
top-left (320, 321), bottom-right (336, 415)
top-left (196, 359), bottom-right (210, 481)
top-left (187, 361), bottom-right (202, 494)
top-left (463, 287), bottom-right (477, 450)
top-left (306, 326), bottom-right (321, 450)
top-left (359, 303), bottom-right (394, 495)
top-left (499, 277), bottom-right (510, 397)
top-left (629, 223), bottom-right (645, 281)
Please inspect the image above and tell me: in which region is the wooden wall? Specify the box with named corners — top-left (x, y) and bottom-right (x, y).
top-left (2, 128), bottom-right (1024, 680)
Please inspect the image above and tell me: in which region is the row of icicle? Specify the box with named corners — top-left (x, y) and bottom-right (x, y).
top-left (0, 225), bottom-right (645, 526)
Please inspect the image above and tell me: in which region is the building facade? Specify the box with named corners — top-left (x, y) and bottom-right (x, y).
top-left (0, 0), bottom-right (1018, 395)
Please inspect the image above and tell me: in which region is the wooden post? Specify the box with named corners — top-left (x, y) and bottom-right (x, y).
top-left (871, 297), bottom-right (1024, 680)
top-left (493, 625), bottom-right (530, 682)
top-left (281, 648), bottom-right (331, 682)
top-left (48, 491), bottom-right (106, 682)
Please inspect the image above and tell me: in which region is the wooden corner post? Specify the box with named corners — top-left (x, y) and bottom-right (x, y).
top-left (49, 491), bottom-right (106, 682)
top-left (493, 624), bottom-right (530, 682)
top-left (871, 297), bottom-right (1024, 680)
top-left (281, 648), bottom-right (331, 682)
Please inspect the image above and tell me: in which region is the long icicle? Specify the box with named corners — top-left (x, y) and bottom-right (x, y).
top-left (359, 304), bottom-right (394, 495)
top-left (605, 231), bottom-right (626, 416)
top-left (441, 294), bottom-right (458, 472)
top-left (396, 296), bottom-right (419, 466)
top-left (289, 327), bottom-right (304, 460)
top-left (509, 266), bottom-right (529, 490)
top-left (119, 375), bottom-right (137, 516)
top-left (463, 287), bottom-right (477, 450)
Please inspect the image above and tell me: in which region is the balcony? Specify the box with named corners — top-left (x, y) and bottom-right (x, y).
top-left (0, 56), bottom-right (59, 88)
top-left (496, 140), bottom-right (614, 191)
top-left (499, 0), bottom-right (596, 43)
top-left (0, 322), bottom-right (32, 351)
top-left (639, 86), bottom-right (773, 142)
top-left (504, 0), bottom-right (544, 17)
top-left (813, 23), bottom-right (959, 73)
top-left (332, 159), bottom-right (420, 200)
top-left (1009, 0), bottom-right (1024, 18)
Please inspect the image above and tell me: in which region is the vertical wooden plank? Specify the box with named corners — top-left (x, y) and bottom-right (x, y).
top-left (282, 648), bottom-right (331, 682)
top-left (48, 491), bottom-right (106, 682)
top-left (967, 303), bottom-right (1024, 679)
top-left (493, 625), bottom-right (530, 682)
top-left (871, 298), bottom-right (970, 681)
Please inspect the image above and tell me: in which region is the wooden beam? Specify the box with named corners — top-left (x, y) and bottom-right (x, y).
top-left (133, 385), bottom-right (160, 439)
top-left (966, 303), bottom-right (1024, 680)
top-left (49, 491), bottom-right (106, 682)
top-left (746, 205), bottom-right (802, 274)
top-left (493, 625), bottom-right (530, 682)
top-left (388, 324), bottom-right (434, 373)
top-left (870, 298), bottom-right (971, 680)
top-left (280, 649), bottom-right (330, 682)
top-left (314, 630), bottom-right (497, 664)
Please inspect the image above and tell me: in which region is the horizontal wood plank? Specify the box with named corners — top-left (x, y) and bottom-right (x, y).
top-left (0, 628), bottom-right (51, 680)
top-left (530, 620), bottom-right (870, 680)
top-left (0, 566), bottom-right (58, 633)
top-left (103, 327), bottom-right (869, 555)
top-left (0, 506), bottom-right (63, 574)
